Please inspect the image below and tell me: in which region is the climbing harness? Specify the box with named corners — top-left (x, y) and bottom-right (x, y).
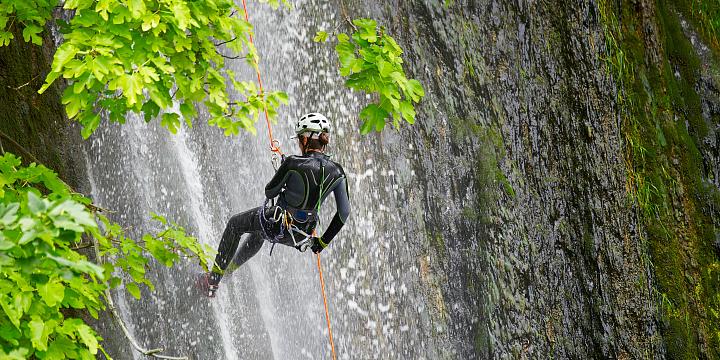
top-left (257, 199), bottom-right (316, 255)
top-left (239, 2), bottom-right (337, 358)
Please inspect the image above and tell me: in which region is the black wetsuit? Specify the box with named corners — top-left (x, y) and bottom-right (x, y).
top-left (209, 152), bottom-right (350, 285)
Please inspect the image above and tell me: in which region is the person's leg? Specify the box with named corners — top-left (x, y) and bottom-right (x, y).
top-left (224, 232), bottom-right (265, 274)
top-left (209, 207), bottom-right (263, 285)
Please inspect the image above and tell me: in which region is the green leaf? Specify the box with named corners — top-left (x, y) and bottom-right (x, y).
top-left (161, 113), bottom-right (181, 134)
top-left (49, 200), bottom-right (97, 230)
top-left (142, 100), bottom-right (161, 122)
top-left (29, 317), bottom-right (49, 351)
top-left (38, 280), bottom-right (66, 307)
top-left (171, 2), bottom-right (192, 30)
top-left (28, 191), bottom-right (47, 213)
top-left (1, 295), bottom-right (22, 328)
top-left (0, 234), bottom-right (14, 251)
top-left (79, 113), bottom-right (102, 139)
top-left (22, 24), bottom-right (44, 45)
top-left (0, 203), bottom-right (19, 226)
top-left (76, 324), bottom-right (99, 355)
top-left (126, 282), bottom-right (141, 299)
top-left (51, 43), bottom-right (78, 73)
top-left (0, 31), bottom-right (14, 47)
top-left (91, 56), bottom-right (111, 81)
top-left (313, 31), bottom-right (328, 43)
top-left (120, 73), bottom-right (144, 106)
top-left (399, 100), bottom-right (416, 124)
top-left (179, 103), bottom-right (197, 120)
top-left (406, 79), bottom-right (425, 102)
top-left (376, 60), bottom-right (393, 78)
top-left (359, 104), bottom-right (388, 135)
top-left (64, 0), bottom-right (81, 9)
top-left (128, 0), bottom-right (147, 19)
top-left (0, 348), bottom-right (29, 360)
top-left (47, 255), bottom-right (105, 280)
top-left (353, 18), bottom-right (378, 43)
top-left (353, 18), bottom-right (377, 31)
top-left (45, 336), bottom-right (78, 360)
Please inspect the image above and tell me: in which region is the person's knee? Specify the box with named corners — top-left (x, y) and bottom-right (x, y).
top-left (246, 233), bottom-right (265, 249)
top-left (227, 213), bottom-right (244, 227)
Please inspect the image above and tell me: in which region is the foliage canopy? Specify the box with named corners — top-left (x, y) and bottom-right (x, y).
top-left (2, 0), bottom-right (288, 138)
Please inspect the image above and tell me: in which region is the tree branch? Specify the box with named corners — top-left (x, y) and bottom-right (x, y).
top-left (220, 53), bottom-right (247, 60)
top-left (0, 128), bottom-right (41, 164)
top-left (214, 37), bottom-right (237, 47)
top-left (339, 0), bottom-right (357, 31)
top-left (90, 236), bottom-right (190, 360)
top-left (71, 242), bottom-right (94, 250)
top-left (8, 74), bottom-right (42, 91)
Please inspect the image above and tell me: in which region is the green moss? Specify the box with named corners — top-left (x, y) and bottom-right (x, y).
top-left (468, 124), bottom-right (513, 225)
top-left (427, 231), bottom-right (447, 260)
top-left (599, 0), bottom-right (720, 356)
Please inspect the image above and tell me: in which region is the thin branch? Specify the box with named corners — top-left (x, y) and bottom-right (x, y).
top-left (339, 0), bottom-right (357, 31)
top-left (8, 74), bottom-right (42, 91)
top-left (87, 203), bottom-right (116, 213)
top-left (0, 128), bottom-right (41, 164)
top-left (219, 53), bottom-right (247, 60)
top-left (344, 16), bottom-right (357, 31)
top-left (214, 37), bottom-right (237, 47)
top-left (90, 236), bottom-right (190, 360)
top-left (71, 242), bottom-right (94, 250)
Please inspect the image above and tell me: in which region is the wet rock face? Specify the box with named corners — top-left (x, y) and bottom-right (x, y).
top-left (337, 0), bottom-right (663, 358)
top-left (0, 28), bottom-right (86, 188)
top-left (50, 0), bottom-right (716, 359)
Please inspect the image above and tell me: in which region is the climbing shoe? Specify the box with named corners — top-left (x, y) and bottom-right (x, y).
top-left (196, 273), bottom-right (219, 298)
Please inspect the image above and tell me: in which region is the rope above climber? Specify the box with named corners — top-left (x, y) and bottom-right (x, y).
top-left (197, 113), bottom-right (351, 298)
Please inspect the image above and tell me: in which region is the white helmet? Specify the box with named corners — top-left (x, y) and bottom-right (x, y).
top-left (295, 112), bottom-right (330, 137)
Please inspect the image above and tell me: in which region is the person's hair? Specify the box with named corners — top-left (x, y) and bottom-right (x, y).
top-left (301, 132), bottom-right (329, 151)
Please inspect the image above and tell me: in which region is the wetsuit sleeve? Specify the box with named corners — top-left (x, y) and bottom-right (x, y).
top-left (320, 177), bottom-right (350, 245)
top-left (265, 158), bottom-right (291, 199)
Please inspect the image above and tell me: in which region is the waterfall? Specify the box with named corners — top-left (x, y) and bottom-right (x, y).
top-left (80, 1), bottom-right (435, 358)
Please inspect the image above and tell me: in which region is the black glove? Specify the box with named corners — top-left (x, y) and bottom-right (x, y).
top-left (310, 237), bottom-right (326, 254)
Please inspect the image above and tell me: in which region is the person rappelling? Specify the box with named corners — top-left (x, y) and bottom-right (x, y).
top-left (197, 113), bottom-right (351, 297)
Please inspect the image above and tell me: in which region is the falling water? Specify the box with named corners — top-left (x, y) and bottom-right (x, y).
top-left (81, 1), bottom-right (437, 359)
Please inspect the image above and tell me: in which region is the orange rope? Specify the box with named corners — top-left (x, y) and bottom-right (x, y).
top-left (316, 253), bottom-right (337, 360)
top-left (239, 0), bottom-right (282, 155)
top-left (239, 2), bottom-right (336, 358)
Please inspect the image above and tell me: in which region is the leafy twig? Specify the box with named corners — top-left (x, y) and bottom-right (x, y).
top-left (90, 235), bottom-right (190, 360)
